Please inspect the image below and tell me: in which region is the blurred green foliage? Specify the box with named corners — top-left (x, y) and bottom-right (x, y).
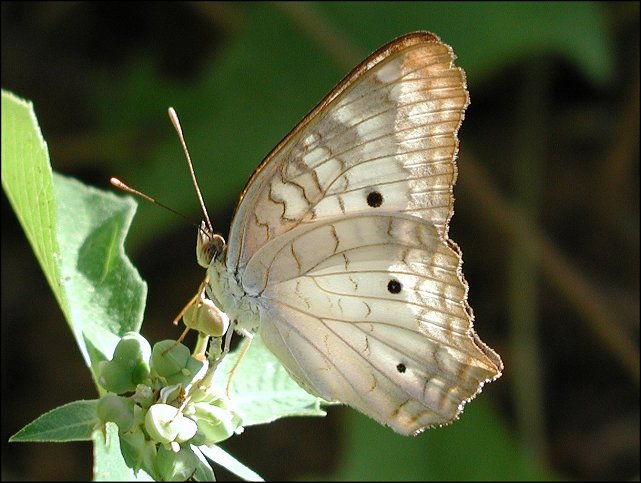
top-left (2, 2), bottom-right (638, 481)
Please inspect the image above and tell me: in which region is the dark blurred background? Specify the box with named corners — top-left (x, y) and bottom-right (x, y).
top-left (2, 2), bottom-right (638, 481)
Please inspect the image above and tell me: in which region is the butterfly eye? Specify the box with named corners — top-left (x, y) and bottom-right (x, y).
top-left (387, 279), bottom-right (402, 294)
top-left (196, 222), bottom-right (226, 268)
top-left (396, 363), bottom-right (407, 374)
top-left (366, 191), bottom-right (384, 208)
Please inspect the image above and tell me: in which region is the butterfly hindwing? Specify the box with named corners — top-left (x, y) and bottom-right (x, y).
top-left (249, 214), bottom-right (499, 434)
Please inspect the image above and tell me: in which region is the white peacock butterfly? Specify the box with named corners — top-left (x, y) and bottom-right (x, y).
top-left (144, 31), bottom-right (504, 436)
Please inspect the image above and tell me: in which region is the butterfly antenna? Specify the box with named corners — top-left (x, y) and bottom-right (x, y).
top-left (110, 177), bottom-right (190, 222)
top-left (168, 107), bottom-right (213, 234)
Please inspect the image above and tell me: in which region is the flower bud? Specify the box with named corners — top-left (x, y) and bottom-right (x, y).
top-left (96, 394), bottom-right (135, 432)
top-left (98, 333), bottom-right (151, 394)
top-left (151, 340), bottom-right (204, 386)
top-left (192, 402), bottom-right (239, 445)
top-left (145, 404), bottom-right (197, 445)
top-left (154, 444), bottom-right (199, 481)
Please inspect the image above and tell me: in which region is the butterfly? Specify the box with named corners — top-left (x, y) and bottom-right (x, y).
top-left (191, 31), bottom-right (503, 436)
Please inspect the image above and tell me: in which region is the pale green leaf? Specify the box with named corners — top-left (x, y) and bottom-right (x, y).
top-left (199, 444), bottom-right (264, 482)
top-left (1, 89), bottom-right (147, 371)
top-left (214, 334), bottom-right (328, 427)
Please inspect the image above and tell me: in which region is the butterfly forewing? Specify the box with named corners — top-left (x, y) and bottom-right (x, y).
top-left (215, 32), bottom-right (502, 435)
top-left (227, 32), bottom-right (466, 271)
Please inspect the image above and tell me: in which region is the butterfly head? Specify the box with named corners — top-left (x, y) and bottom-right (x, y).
top-left (196, 221), bottom-right (226, 268)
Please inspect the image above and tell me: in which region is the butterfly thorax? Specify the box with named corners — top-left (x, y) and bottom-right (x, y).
top-left (196, 221), bottom-right (260, 336)
top-left (205, 256), bottom-right (260, 337)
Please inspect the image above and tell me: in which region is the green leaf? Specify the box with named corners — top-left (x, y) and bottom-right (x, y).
top-left (9, 400), bottom-right (100, 442)
top-left (2, 90), bottom-right (65, 322)
top-left (54, 173), bottom-right (147, 361)
top-left (1, 89), bottom-right (147, 371)
top-left (214, 334), bottom-right (328, 427)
